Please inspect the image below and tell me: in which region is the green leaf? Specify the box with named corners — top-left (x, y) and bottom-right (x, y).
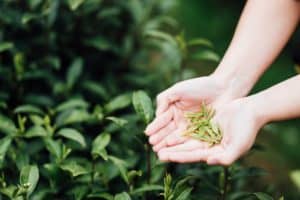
top-left (67, 58), bottom-right (83, 89)
top-left (29, 115), bottom-right (44, 126)
top-left (68, 0), bottom-right (85, 11)
top-left (0, 42), bottom-right (14, 52)
top-left (22, 13), bottom-right (39, 24)
top-left (60, 162), bottom-right (89, 177)
top-left (20, 165), bottom-right (39, 196)
top-left (0, 114), bottom-right (17, 135)
top-left (44, 138), bottom-right (62, 160)
top-left (0, 101), bottom-right (7, 109)
top-left (0, 185), bottom-right (18, 199)
top-left (189, 49), bottom-right (220, 62)
top-left (131, 185), bottom-right (163, 195)
top-left (92, 132), bottom-right (111, 160)
top-left (114, 192), bottom-right (131, 200)
top-left (87, 193), bottom-right (113, 200)
top-left (84, 36), bottom-right (112, 51)
top-left (68, 185), bottom-right (89, 200)
top-left (109, 156), bottom-right (129, 184)
top-left (104, 94), bottom-right (131, 114)
top-left (132, 90), bottom-right (153, 124)
top-left (83, 81), bottom-right (108, 100)
top-left (55, 99), bottom-right (89, 112)
top-left (106, 117), bottom-right (128, 127)
top-left (25, 126), bottom-right (48, 138)
top-left (14, 104), bottom-right (44, 115)
top-left (175, 187), bottom-right (193, 200)
top-left (0, 137), bottom-right (12, 167)
top-left (290, 170), bottom-right (300, 189)
top-left (55, 109), bottom-right (91, 127)
top-left (187, 38), bottom-right (213, 48)
top-left (57, 128), bottom-right (86, 148)
top-left (144, 30), bottom-right (177, 47)
top-left (252, 192), bottom-right (274, 200)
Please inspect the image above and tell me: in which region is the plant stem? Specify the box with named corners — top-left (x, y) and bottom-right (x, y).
top-left (146, 143), bottom-right (151, 184)
top-left (220, 167), bottom-right (229, 200)
top-left (91, 159), bottom-right (96, 186)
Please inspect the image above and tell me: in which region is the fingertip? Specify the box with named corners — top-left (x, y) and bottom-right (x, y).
top-left (158, 151), bottom-right (168, 162)
top-left (206, 157), bottom-right (219, 165)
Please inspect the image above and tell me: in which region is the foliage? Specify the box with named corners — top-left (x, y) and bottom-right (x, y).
top-left (0, 0), bottom-right (287, 199)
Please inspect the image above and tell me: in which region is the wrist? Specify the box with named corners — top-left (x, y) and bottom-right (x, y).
top-left (210, 70), bottom-right (255, 100)
top-left (243, 94), bottom-right (270, 127)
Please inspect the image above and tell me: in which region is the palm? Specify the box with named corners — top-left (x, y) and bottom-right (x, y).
top-left (157, 99), bottom-right (262, 165)
top-left (145, 76), bottom-right (232, 152)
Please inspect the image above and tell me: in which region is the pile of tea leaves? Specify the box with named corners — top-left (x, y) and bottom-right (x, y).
top-left (183, 103), bottom-right (222, 146)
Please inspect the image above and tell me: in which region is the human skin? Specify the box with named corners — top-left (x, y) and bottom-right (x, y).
top-left (158, 75), bottom-right (300, 165)
top-left (144, 0), bottom-right (300, 162)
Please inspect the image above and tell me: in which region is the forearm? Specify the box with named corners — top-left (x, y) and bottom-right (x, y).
top-left (247, 75), bottom-right (300, 124)
top-left (213, 0), bottom-right (300, 98)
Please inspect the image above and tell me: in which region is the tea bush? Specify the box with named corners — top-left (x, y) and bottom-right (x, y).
top-left (0, 0), bottom-right (285, 199)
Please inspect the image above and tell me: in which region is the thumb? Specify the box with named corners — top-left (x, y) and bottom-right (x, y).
top-left (156, 86), bottom-right (180, 116)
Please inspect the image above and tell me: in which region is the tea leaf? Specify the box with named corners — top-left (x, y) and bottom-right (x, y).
top-left (106, 116), bottom-right (128, 127)
top-left (132, 90), bottom-right (154, 124)
top-left (57, 128), bottom-right (86, 148)
top-left (84, 36), bottom-right (112, 51)
top-left (175, 187), bottom-right (193, 200)
top-left (252, 192), bottom-right (274, 200)
top-left (55, 99), bottom-right (89, 113)
top-left (68, 0), bottom-right (85, 11)
top-left (92, 132), bottom-right (111, 160)
top-left (25, 126), bottom-right (48, 138)
top-left (131, 185), bottom-right (163, 195)
top-left (87, 193), bottom-right (114, 200)
top-left (55, 109), bottom-right (91, 127)
top-left (20, 165), bottom-right (39, 196)
top-left (67, 58), bottom-right (83, 89)
top-left (189, 49), bottom-right (220, 62)
top-left (0, 114), bottom-right (17, 135)
top-left (0, 42), bottom-right (14, 52)
top-left (60, 162), bottom-right (89, 177)
top-left (114, 192), bottom-right (131, 200)
top-left (109, 156), bottom-right (129, 184)
top-left (187, 38), bottom-right (213, 48)
top-left (104, 94), bottom-right (131, 114)
top-left (0, 137), bottom-right (12, 167)
top-left (14, 104), bottom-right (44, 115)
top-left (290, 170), bottom-right (300, 189)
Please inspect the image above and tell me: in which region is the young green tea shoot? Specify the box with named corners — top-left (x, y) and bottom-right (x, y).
top-left (183, 103), bottom-right (222, 146)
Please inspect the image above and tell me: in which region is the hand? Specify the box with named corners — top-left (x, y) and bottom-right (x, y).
top-left (144, 75), bottom-right (237, 152)
top-left (157, 98), bottom-right (265, 165)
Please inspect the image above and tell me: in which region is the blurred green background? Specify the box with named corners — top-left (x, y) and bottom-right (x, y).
top-left (176, 0), bottom-right (300, 195)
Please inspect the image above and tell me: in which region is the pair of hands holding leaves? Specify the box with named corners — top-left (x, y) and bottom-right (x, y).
top-left (145, 75), bottom-right (265, 165)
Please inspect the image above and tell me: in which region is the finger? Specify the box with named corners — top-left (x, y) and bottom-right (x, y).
top-left (159, 139), bottom-right (210, 153)
top-left (164, 125), bottom-right (187, 147)
top-left (145, 108), bottom-right (173, 136)
top-left (148, 121), bottom-right (176, 145)
top-left (158, 145), bottom-right (222, 163)
top-left (152, 124), bottom-right (185, 152)
top-left (156, 87), bottom-right (180, 116)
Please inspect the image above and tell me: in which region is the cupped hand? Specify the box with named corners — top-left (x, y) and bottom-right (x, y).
top-left (156, 98), bottom-right (265, 165)
top-left (144, 75), bottom-right (235, 152)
